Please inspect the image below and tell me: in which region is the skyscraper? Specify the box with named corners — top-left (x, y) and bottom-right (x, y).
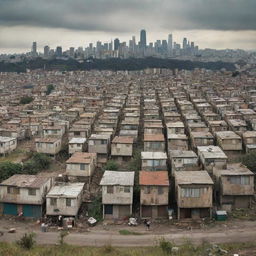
top-left (44, 45), bottom-right (49, 57)
top-left (183, 38), bottom-right (187, 49)
top-left (114, 38), bottom-right (120, 51)
top-left (56, 46), bottom-right (62, 57)
top-left (162, 40), bottom-right (168, 55)
top-left (32, 42), bottom-right (37, 56)
top-left (168, 34), bottom-right (173, 55)
top-left (140, 29), bottom-right (147, 48)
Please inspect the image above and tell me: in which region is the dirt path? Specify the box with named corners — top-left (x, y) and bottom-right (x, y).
top-left (0, 225), bottom-right (256, 247)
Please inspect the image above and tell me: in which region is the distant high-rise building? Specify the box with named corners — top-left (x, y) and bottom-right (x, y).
top-left (56, 46), bottom-right (62, 57)
top-left (114, 38), bottom-right (120, 51)
top-left (43, 45), bottom-right (49, 57)
top-left (69, 47), bottom-right (75, 57)
top-left (32, 42), bottom-right (37, 56)
top-left (183, 38), bottom-right (187, 49)
top-left (162, 40), bottom-right (168, 54)
top-left (168, 34), bottom-right (173, 54)
top-left (96, 41), bottom-right (102, 53)
top-left (140, 29), bottom-right (147, 48)
top-left (109, 40), bottom-right (113, 51)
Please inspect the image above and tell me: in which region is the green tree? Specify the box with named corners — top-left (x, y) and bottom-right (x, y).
top-left (0, 162), bottom-right (23, 182)
top-left (46, 84), bottom-right (54, 95)
top-left (105, 160), bottom-right (119, 170)
top-left (17, 233), bottom-right (36, 250)
top-left (241, 152), bottom-right (256, 173)
top-left (20, 96), bottom-right (33, 104)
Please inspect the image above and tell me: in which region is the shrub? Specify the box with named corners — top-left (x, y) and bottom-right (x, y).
top-left (46, 84), bottom-right (54, 95)
top-left (19, 96), bottom-right (33, 105)
top-left (241, 152), bottom-right (256, 173)
top-left (0, 162), bottom-right (23, 182)
top-left (31, 153), bottom-right (51, 170)
top-left (22, 153), bottom-right (51, 175)
top-left (158, 237), bottom-right (173, 254)
top-left (101, 243), bottom-right (115, 254)
top-left (59, 231), bottom-right (69, 246)
top-left (16, 233), bottom-right (36, 250)
top-left (88, 196), bottom-right (102, 221)
top-left (105, 160), bottom-right (118, 170)
top-left (22, 161), bottom-right (39, 174)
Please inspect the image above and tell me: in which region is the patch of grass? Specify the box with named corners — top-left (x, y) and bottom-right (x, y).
top-left (119, 229), bottom-right (143, 235)
top-left (0, 241), bottom-right (256, 256)
top-left (230, 208), bottom-right (256, 221)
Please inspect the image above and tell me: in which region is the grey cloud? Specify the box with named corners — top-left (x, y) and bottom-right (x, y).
top-left (0, 0), bottom-right (255, 32)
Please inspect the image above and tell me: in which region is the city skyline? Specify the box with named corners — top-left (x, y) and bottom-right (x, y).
top-left (0, 0), bottom-right (256, 53)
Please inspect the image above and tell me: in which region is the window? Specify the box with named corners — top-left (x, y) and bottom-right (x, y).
top-left (80, 164), bottom-right (86, 170)
top-left (50, 198), bottom-right (57, 206)
top-left (230, 176), bottom-right (250, 185)
top-left (74, 131), bottom-right (80, 136)
top-left (144, 186), bottom-right (151, 194)
top-left (181, 188), bottom-right (201, 198)
top-left (66, 198), bottom-right (72, 207)
top-left (158, 186), bottom-right (164, 195)
top-left (124, 186), bottom-right (130, 193)
top-left (107, 186), bottom-right (114, 194)
top-left (101, 140), bottom-right (107, 145)
top-left (7, 186), bottom-right (20, 194)
top-left (105, 204), bottom-right (113, 214)
top-left (28, 188), bottom-right (36, 196)
top-left (152, 142), bottom-right (162, 150)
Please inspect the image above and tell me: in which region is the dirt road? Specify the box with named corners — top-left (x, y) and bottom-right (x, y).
top-left (0, 226), bottom-right (255, 247)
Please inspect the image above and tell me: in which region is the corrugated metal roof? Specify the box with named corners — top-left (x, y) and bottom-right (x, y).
top-left (66, 152), bottom-right (96, 164)
top-left (1, 174), bottom-right (50, 188)
top-left (47, 183), bottom-right (84, 197)
top-left (69, 138), bottom-right (87, 144)
top-left (175, 171), bottom-right (214, 185)
top-left (141, 151), bottom-right (167, 159)
top-left (100, 171), bottom-right (134, 186)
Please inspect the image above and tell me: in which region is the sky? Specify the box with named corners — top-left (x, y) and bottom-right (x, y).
top-left (0, 0), bottom-right (255, 54)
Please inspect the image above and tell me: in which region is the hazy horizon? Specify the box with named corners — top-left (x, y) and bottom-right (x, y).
top-left (0, 0), bottom-right (255, 54)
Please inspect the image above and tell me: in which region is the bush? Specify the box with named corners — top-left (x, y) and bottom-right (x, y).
top-left (158, 237), bottom-right (173, 254)
top-left (0, 162), bottom-right (23, 182)
top-left (16, 233), bottom-right (36, 250)
top-left (31, 153), bottom-right (51, 170)
top-left (46, 84), bottom-right (54, 95)
top-left (59, 231), bottom-right (69, 246)
top-left (241, 152), bottom-right (256, 173)
top-left (101, 243), bottom-right (115, 254)
top-left (88, 196), bottom-right (102, 221)
top-left (22, 153), bottom-right (51, 175)
top-left (19, 96), bottom-right (33, 105)
top-left (105, 160), bottom-right (118, 170)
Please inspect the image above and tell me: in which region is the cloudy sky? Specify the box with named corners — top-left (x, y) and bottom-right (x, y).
top-left (0, 0), bottom-right (255, 53)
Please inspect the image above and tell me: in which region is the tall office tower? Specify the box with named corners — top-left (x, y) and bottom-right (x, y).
top-left (43, 45), bottom-right (49, 57)
top-left (103, 43), bottom-right (108, 51)
top-left (69, 47), bottom-right (75, 57)
top-left (109, 40), bottom-right (113, 51)
top-left (56, 46), bottom-right (62, 57)
top-left (32, 42), bottom-right (37, 56)
top-left (96, 41), bottom-right (102, 53)
top-left (114, 38), bottom-right (120, 51)
top-left (182, 38), bottom-right (187, 49)
top-left (168, 34), bottom-right (173, 53)
top-left (162, 40), bottom-right (168, 55)
top-left (129, 40), bottom-right (133, 50)
top-left (140, 29), bottom-right (147, 48)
